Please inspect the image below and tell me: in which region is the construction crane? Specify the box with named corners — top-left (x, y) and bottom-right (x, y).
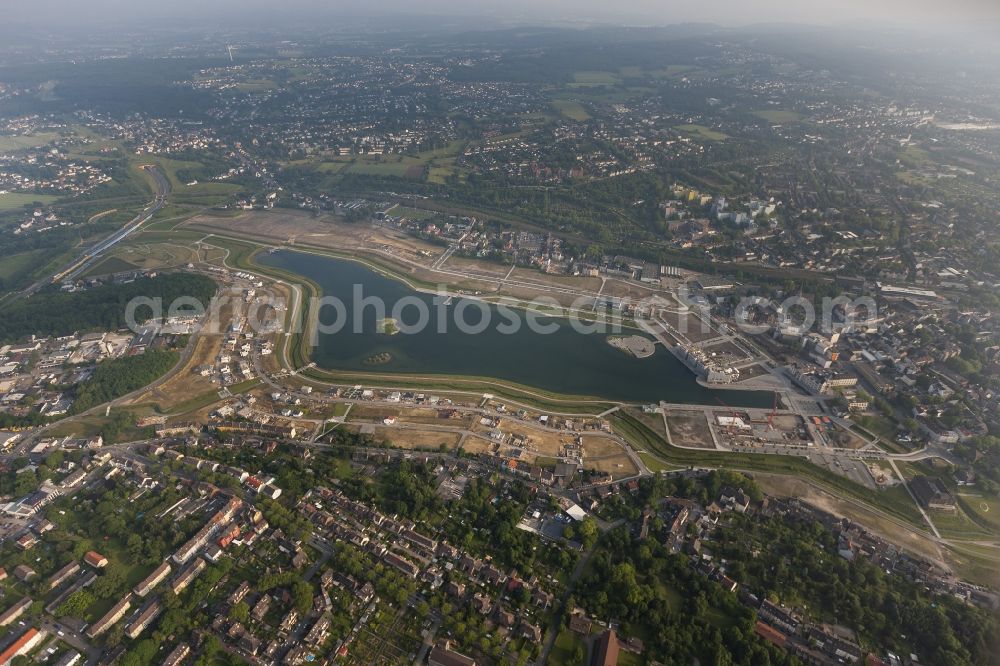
top-left (714, 396), bottom-right (740, 438)
top-left (767, 392), bottom-right (779, 431)
top-left (714, 395), bottom-right (738, 420)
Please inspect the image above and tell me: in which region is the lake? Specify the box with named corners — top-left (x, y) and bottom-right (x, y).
top-left (257, 250), bottom-right (773, 407)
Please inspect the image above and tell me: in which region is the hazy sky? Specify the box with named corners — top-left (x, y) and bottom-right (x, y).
top-left (4, 0), bottom-right (1000, 31)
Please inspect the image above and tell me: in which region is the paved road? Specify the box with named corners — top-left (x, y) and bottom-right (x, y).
top-left (15, 285), bottom-right (210, 454)
top-left (535, 519), bottom-right (624, 666)
top-left (37, 618), bottom-right (102, 665)
top-left (304, 535), bottom-right (334, 581)
top-left (889, 458), bottom-right (942, 539)
top-left (20, 165), bottom-right (171, 297)
top-left (413, 617), bottom-right (442, 666)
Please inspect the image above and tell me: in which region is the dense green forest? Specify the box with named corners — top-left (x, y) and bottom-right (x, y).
top-left (0, 410), bottom-right (49, 431)
top-left (70, 349), bottom-right (179, 414)
top-left (0, 57), bottom-right (221, 118)
top-left (0, 273), bottom-right (216, 342)
top-left (576, 527), bottom-right (795, 666)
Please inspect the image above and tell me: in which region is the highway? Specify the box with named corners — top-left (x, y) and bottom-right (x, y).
top-left (21, 165), bottom-right (171, 296)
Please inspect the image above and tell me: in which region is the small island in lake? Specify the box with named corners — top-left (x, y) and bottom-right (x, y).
top-left (363, 352), bottom-right (393, 365)
top-left (608, 335), bottom-right (655, 359)
top-left (377, 317), bottom-right (400, 335)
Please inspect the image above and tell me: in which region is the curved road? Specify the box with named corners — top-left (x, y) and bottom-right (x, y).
top-left (21, 165), bottom-right (171, 296)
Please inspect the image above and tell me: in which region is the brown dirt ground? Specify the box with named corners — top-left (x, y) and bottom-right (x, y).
top-left (657, 309), bottom-right (719, 343)
top-left (734, 363), bottom-right (770, 380)
top-left (186, 211), bottom-right (674, 308)
top-left (626, 409), bottom-right (669, 439)
top-left (486, 419), bottom-right (578, 456)
top-left (109, 241), bottom-right (200, 271)
top-left (664, 410), bottom-right (716, 449)
top-left (441, 255), bottom-right (510, 277)
top-left (459, 437), bottom-right (497, 456)
top-left (600, 279), bottom-right (659, 300)
top-left (700, 338), bottom-right (753, 361)
top-left (581, 436), bottom-right (628, 459)
top-left (347, 405), bottom-right (402, 422)
top-left (587, 454), bottom-right (638, 479)
top-left (185, 210), bottom-right (446, 269)
top-left (509, 267), bottom-right (603, 291)
top-left (366, 426), bottom-right (461, 450)
top-left (825, 423), bottom-right (869, 450)
top-left (124, 331), bottom-right (222, 410)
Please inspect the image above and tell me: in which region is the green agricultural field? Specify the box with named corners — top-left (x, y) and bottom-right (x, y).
top-left (639, 452), bottom-right (682, 473)
top-left (172, 181), bottom-right (242, 205)
top-left (165, 388), bottom-right (232, 415)
top-left (958, 493), bottom-right (1000, 532)
top-left (900, 145), bottom-right (933, 167)
top-left (0, 249), bottom-right (47, 283)
top-left (852, 414), bottom-right (909, 452)
top-left (897, 171), bottom-right (932, 185)
top-left (345, 158), bottom-right (426, 178)
top-left (552, 99), bottom-right (591, 121)
top-left (944, 539), bottom-right (1000, 587)
top-left (132, 155), bottom-right (237, 203)
top-left (675, 124), bottom-right (729, 141)
top-left (231, 79), bottom-right (277, 93)
top-left (99, 240), bottom-right (196, 272)
top-left (651, 65), bottom-right (696, 78)
top-left (415, 141), bottom-right (466, 159)
top-left (931, 507), bottom-right (993, 540)
top-left (894, 461), bottom-right (924, 480)
top-left (0, 192), bottom-right (59, 210)
top-left (946, 545), bottom-right (1000, 589)
top-left (618, 651), bottom-right (643, 666)
top-left (753, 109), bottom-right (803, 123)
top-left (316, 160), bottom-right (350, 174)
top-left (0, 132), bottom-right (61, 151)
top-left (571, 70), bottom-right (621, 86)
top-left (549, 629), bottom-right (587, 665)
top-left (80, 255), bottom-right (140, 278)
top-left (387, 205), bottom-right (438, 220)
top-left (129, 154), bottom-right (241, 205)
top-left (427, 166), bottom-right (455, 184)
top-left (139, 203), bottom-right (201, 232)
top-left (131, 155), bottom-right (201, 191)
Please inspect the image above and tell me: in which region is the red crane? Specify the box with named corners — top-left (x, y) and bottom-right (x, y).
top-left (714, 396), bottom-right (740, 437)
top-left (767, 392), bottom-right (779, 430)
top-left (714, 395), bottom-right (738, 419)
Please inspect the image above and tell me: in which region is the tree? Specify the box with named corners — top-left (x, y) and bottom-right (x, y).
top-left (292, 579), bottom-right (313, 615)
top-left (44, 450), bottom-right (64, 470)
top-left (577, 517), bottom-right (599, 549)
top-left (126, 534), bottom-right (143, 561)
top-left (71, 350), bottom-right (180, 415)
top-left (229, 601), bottom-right (250, 624)
top-left (56, 589), bottom-right (95, 618)
top-left (92, 567), bottom-right (125, 598)
top-left (0, 274), bottom-right (216, 344)
top-left (120, 639), bottom-right (158, 666)
top-left (13, 470), bottom-right (38, 497)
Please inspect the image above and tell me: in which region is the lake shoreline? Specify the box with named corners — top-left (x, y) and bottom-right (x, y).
top-left (257, 249), bottom-right (775, 408)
